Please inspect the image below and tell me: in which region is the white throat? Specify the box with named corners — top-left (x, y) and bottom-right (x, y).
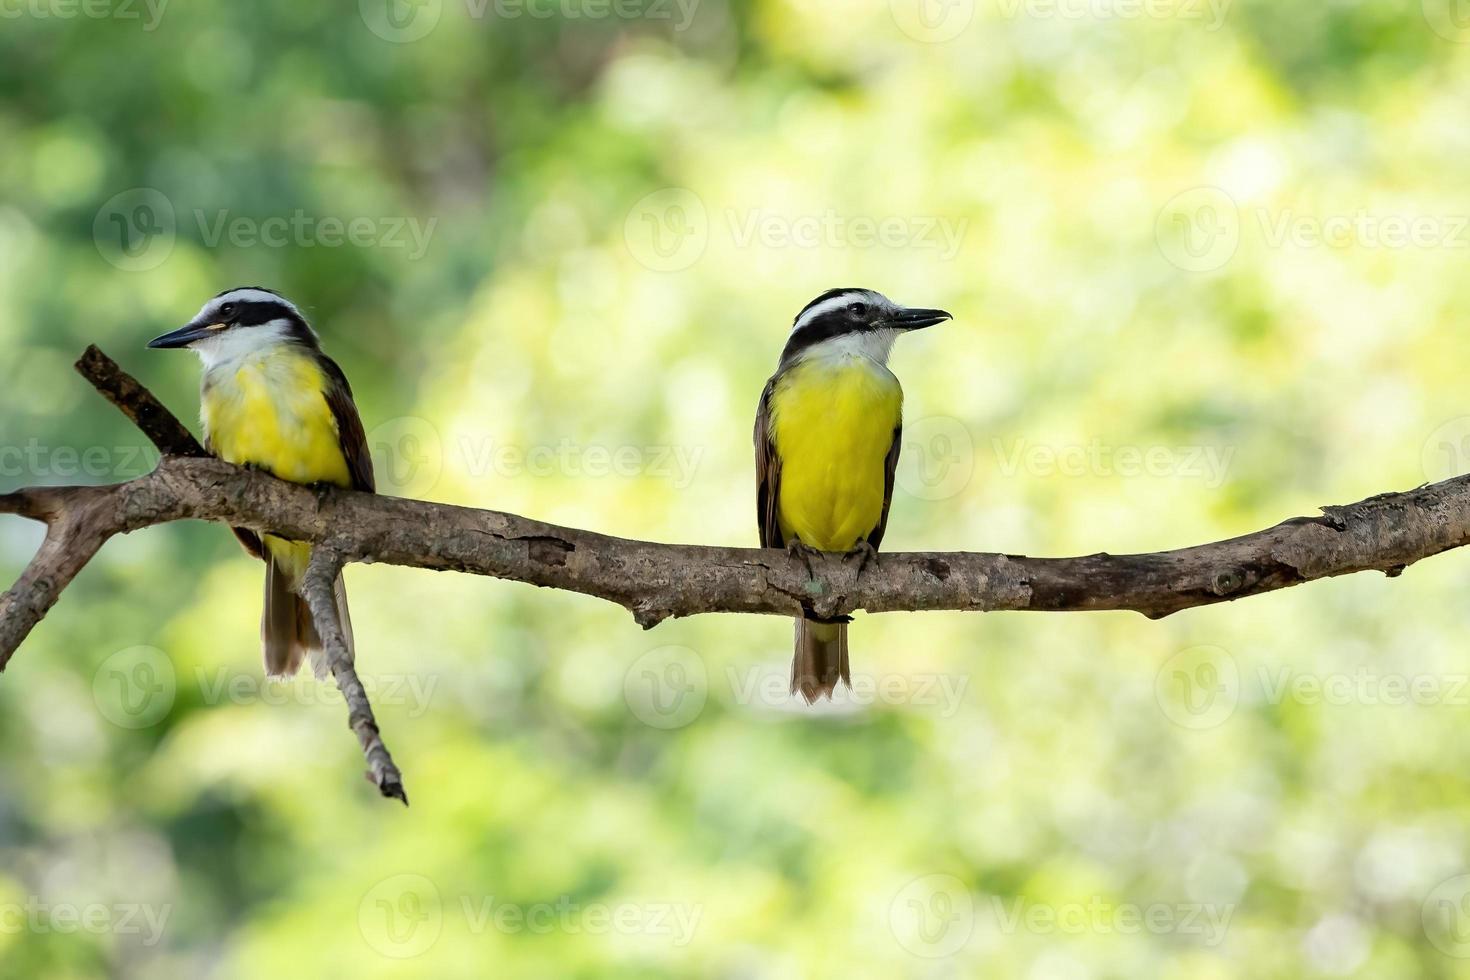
top-left (795, 329), bottom-right (898, 367)
top-left (194, 320), bottom-right (295, 371)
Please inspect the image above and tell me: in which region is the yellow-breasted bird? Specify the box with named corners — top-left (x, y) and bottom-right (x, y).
top-left (148, 287), bottom-right (374, 677)
top-left (754, 287), bottom-right (951, 702)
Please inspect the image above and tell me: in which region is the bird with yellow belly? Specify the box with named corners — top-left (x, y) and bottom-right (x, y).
top-left (755, 288), bottom-right (951, 702)
top-left (771, 356), bottom-right (902, 553)
top-left (150, 287), bottom-right (374, 677)
top-left (203, 350), bottom-right (353, 582)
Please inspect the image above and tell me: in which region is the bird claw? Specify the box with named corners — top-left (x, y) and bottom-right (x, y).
top-left (787, 539), bottom-right (822, 581)
top-left (845, 541), bottom-right (879, 579)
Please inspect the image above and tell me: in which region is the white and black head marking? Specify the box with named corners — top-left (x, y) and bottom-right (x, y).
top-left (780, 287), bottom-right (952, 365)
top-left (148, 286), bottom-right (319, 366)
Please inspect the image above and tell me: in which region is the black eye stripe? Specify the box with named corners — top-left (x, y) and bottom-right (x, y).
top-left (780, 307), bottom-right (881, 361)
top-left (231, 300), bottom-right (294, 326)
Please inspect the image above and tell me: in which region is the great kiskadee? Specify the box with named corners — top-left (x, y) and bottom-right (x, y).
top-left (148, 287), bottom-right (375, 678)
top-left (754, 288), bottom-right (951, 702)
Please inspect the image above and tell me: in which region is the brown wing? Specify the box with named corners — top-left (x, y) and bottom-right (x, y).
top-left (204, 429), bottom-right (266, 560)
top-left (320, 354), bottom-right (376, 493)
top-left (754, 378), bottom-right (784, 549)
top-left (866, 422), bottom-right (902, 550)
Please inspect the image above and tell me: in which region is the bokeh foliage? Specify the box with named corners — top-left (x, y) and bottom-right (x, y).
top-left (4, 0), bottom-right (1470, 976)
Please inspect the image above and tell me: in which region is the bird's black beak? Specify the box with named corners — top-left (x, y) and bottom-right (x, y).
top-left (147, 320), bottom-right (218, 349)
top-left (890, 307), bottom-right (953, 331)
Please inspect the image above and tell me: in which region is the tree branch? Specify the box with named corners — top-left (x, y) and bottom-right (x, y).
top-left (302, 546), bottom-right (408, 805)
top-left (0, 347), bottom-right (200, 670)
top-left (4, 348), bottom-right (1470, 798)
top-left (17, 453), bottom-right (1466, 625)
top-left (0, 499), bottom-right (111, 672)
top-left (74, 345), bottom-right (206, 457)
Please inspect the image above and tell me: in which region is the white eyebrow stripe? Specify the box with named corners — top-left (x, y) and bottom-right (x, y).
top-left (790, 292), bottom-right (865, 334)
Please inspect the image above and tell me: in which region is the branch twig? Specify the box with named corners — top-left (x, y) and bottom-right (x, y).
top-left (302, 546), bottom-right (407, 805)
top-left (0, 506), bottom-right (110, 672)
top-left (74, 345), bottom-right (206, 457)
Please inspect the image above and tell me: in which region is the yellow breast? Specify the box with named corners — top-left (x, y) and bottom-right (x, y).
top-left (201, 348), bottom-right (352, 489)
top-left (770, 356), bottom-right (902, 552)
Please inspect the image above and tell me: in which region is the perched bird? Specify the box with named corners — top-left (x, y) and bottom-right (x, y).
top-left (148, 287), bottom-right (374, 678)
top-left (754, 288), bottom-right (951, 702)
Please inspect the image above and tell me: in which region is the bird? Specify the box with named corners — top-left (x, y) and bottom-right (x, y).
top-left (754, 287), bottom-right (951, 702)
top-left (148, 287), bottom-right (375, 678)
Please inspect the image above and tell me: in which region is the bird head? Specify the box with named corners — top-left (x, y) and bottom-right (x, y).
top-left (780, 287), bottom-right (951, 365)
top-left (148, 287), bottom-right (317, 366)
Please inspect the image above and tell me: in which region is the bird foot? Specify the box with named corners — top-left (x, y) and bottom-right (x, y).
top-left (844, 540), bottom-right (880, 579)
top-left (787, 539), bottom-right (823, 581)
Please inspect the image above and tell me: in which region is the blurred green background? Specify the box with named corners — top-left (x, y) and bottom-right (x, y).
top-left (4, 0), bottom-right (1470, 976)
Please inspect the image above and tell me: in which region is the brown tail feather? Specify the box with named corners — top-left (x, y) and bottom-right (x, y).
top-left (262, 554), bottom-right (302, 678)
top-left (791, 619), bottom-right (850, 703)
top-left (262, 554), bottom-right (354, 679)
